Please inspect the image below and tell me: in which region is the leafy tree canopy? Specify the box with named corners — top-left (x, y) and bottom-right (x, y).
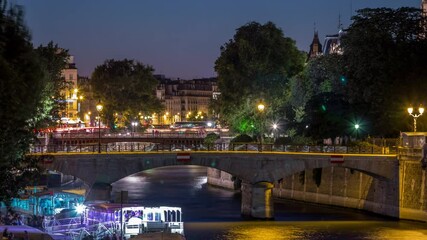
top-left (341, 7), bottom-right (427, 136)
top-left (215, 21), bottom-right (305, 134)
top-left (91, 59), bottom-right (164, 128)
top-left (288, 54), bottom-right (348, 138)
top-left (35, 42), bottom-right (69, 125)
top-left (0, 0), bottom-right (51, 206)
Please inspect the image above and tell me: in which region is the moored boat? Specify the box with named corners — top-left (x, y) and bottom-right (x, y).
top-left (43, 203), bottom-right (184, 240)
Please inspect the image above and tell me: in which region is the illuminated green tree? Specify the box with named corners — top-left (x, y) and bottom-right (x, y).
top-left (215, 21), bottom-right (305, 134)
top-left (35, 42), bottom-right (70, 126)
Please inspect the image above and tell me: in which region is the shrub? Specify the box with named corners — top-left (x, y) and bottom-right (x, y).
top-left (274, 137), bottom-right (292, 145)
top-left (204, 133), bottom-right (220, 145)
top-left (231, 134), bottom-right (253, 143)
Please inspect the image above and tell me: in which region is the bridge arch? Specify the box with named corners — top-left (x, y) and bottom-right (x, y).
top-left (40, 152), bottom-right (398, 219)
top-left (43, 152), bottom-right (397, 186)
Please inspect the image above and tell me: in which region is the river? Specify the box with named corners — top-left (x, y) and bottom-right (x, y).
top-left (110, 165), bottom-right (427, 240)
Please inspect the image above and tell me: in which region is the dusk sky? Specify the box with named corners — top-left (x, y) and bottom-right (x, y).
top-left (16, 0), bottom-right (421, 79)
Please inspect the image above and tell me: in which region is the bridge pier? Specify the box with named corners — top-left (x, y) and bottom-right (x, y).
top-left (241, 181), bottom-right (274, 219)
top-left (85, 182), bottom-right (112, 203)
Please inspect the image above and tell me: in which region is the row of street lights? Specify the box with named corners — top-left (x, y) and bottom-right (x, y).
top-left (94, 100), bottom-right (423, 154)
top-left (256, 103), bottom-right (424, 144)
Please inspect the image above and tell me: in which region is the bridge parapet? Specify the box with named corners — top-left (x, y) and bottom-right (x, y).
top-left (31, 143), bottom-right (399, 155)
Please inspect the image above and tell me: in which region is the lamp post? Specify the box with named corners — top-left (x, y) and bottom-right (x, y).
top-left (408, 105), bottom-right (424, 132)
top-left (257, 103), bottom-right (265, 151)
top-left (96, 101), bottom-right (103, 153)
top-left (354, 124), bottom-right (360, 140)
top-left (131, 121), bottom-right (138, 137)
top-left (272, 123), bottom-right (278, 141)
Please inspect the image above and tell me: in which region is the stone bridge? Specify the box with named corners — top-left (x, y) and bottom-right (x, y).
top-left (41, 151), bottom-right (398, 219)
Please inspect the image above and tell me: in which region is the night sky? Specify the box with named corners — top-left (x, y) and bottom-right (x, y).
top-left (16, 0), bottom-right (421, 79)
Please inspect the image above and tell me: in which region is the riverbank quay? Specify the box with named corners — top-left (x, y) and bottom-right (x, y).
top-left (207, 150), bottom-right (427, 223)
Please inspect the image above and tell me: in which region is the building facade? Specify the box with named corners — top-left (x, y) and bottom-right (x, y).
top-left (60, 56), bottom-right (82, 125)
top-left (307, 31), bottom-right (323, 61)
top-left (423, 0), bottom-right (427, 15)
top-left (155, 76), bottom-right (218, 124)
top-left (322, 29), bottom-right (346, 55)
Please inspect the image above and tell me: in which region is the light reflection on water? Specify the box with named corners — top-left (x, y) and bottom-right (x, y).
top-left (111, 166), bottom-right (427, 240)
top-left (186, 221), bottom-right (427, 240)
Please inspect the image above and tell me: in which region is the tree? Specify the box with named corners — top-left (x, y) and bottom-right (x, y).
top-left (186, 111), bottom-right (207, 121)
top-left (91, 59), bottom-right (164, 129)
top-left (204, 133), bottom-right (220, 146)
top-left (35, 42), bottom-right (70, 126)
top-left (341, 7), bottom-right (427, 136)
top-left (215, 21), bottom-right (305, 134)
top-left (289, 54), bottom-right (349, 139)
top-left (303, 92), bottom-right (351, 140)
top-left (0, 0), bottom-right (49, 207)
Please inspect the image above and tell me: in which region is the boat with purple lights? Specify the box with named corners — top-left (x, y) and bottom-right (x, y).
top-left (43, 203), bottom-right (184, 240)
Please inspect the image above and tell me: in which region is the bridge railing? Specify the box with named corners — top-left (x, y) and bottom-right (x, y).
top-left (398, 147), bottom-right (423, 157)
top-left (29, 143), bottom-right (400, 155)
top-left (51, 130), bottom-right (228, 139)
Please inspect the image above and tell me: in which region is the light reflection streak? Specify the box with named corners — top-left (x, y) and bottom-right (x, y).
top-left (125, 175), bottom-right (143, 183)
top-left (191, 221), bottom-right (427, 240)
top-left (370, 229), bottom-right (427, 240)
top-left (193, 176), bottom-right (207, 190)
top-left (224, 225), bottom-right (305, 240)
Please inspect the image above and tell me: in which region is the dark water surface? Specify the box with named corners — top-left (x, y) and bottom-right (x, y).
top-left (111, 166), bottom-right (427, 240)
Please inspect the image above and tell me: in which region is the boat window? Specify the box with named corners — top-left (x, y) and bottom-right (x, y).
top-left (147, 212), bottom-right (153, 221)
top-left (127, 225), bottom-right (139, 229)
top-left (171, 211), bottom-right (176, 222)
top-left (155, 212), bottom-right (161, 221)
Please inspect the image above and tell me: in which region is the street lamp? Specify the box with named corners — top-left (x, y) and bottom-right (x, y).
top-left (354, 124), bottom-right (360, 140)
top-left (272, 123), bottom-right (278, 141)
top-left (131, 121), bottom-right (138, 136)
top-left (257, 103), bottom-right (265, 112)
top-left (408, 105), bottom-right (424, 132)
top-left (96, 101), bottom-right (103, 153)
top-left (257, 103), bottom-right (265, 151)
